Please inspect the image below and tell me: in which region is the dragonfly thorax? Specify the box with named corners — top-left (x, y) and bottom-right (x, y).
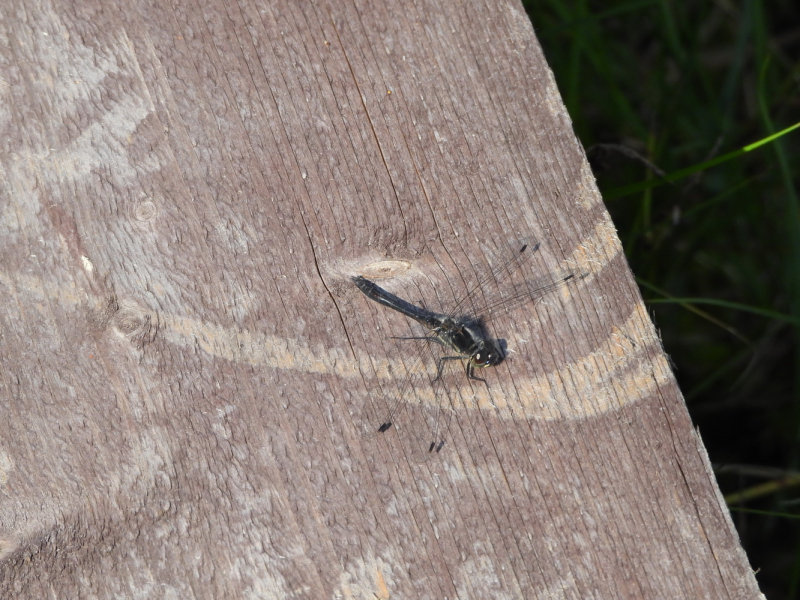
top-left (435, 318), bottom-right (505, 371)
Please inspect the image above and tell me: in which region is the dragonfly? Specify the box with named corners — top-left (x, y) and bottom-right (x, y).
top-left (352, 240), bottom-right (586, 459)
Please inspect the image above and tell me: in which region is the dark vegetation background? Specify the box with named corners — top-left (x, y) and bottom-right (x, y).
top-left (522, 1), bottom-right (800, 597)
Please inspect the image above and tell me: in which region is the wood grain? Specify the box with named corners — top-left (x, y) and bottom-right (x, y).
top-left (0, 0), bottom-right (763, 598)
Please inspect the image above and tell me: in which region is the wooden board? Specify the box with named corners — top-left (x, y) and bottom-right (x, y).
top-left (0, 0), bottom-right (763, 598)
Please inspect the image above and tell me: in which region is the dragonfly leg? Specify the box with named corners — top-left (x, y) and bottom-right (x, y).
top-left (465, 361), bottom-right (488, 384)
top-left (433, 355), bottom-right (464, 383)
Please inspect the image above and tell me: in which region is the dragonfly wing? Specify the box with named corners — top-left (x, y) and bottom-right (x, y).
top-left (478, 270), bottom-right (588, 322)
top-left (356, 324), bottom-right (461, 463)
top-left (448, 237), bottom-right (540, 318)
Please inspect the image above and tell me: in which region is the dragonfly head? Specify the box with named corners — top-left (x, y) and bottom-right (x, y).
top-left (471, 341), bottom-right (504, 369)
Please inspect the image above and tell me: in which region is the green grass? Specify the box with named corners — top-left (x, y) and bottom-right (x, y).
top-left (522, 1), bottom-right (800, 596)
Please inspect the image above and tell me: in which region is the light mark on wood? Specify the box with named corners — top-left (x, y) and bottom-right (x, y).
top-left (158, 299), bottom-right (664, 423)
top-left (512, 303), bottom-right (671, 420)
top-left (335, 555), bottom-right (393, 600)
top-left (0, 448), bottom-right (14, 488)
top-left (575, 160), bottom-right (603, 210)
top-left (0, 536), bottom-right (19, 562)
top-left (48, 94), bottom-right (152, 184)
top-left (357, 260), bottom-right (411, 280)
top-left (568, 212), bottom-right (623, 269)
top-left (80, 256), bottom-right (94, 273)
top-left (1, 217), bottom-right (664, 421)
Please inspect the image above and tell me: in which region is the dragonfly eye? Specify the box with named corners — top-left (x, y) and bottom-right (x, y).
top-left (473, 350), bottom-right (495, 367)
top-left (474, 343), bottom-right (504, 368)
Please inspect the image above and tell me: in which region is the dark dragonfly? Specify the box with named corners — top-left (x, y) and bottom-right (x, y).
top-left (352, 240), bottom-right (585, 459)
top-left (351, 275), bottom-right (505, 384)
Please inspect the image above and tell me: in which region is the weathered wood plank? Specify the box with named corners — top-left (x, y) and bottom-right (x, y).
top-left (0, 0), bottom-right (762, 598)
